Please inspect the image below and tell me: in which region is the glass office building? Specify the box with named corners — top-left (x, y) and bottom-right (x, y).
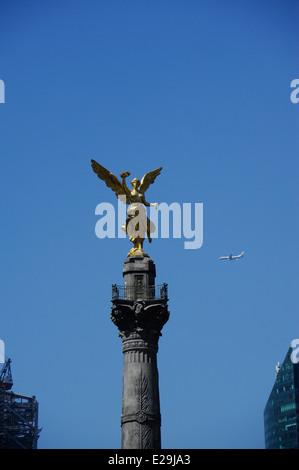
top-left (264, 346), bottom-right (299, 449)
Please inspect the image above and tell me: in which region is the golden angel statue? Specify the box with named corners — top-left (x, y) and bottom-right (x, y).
top-left (91, 159), bottom-right (162, 257)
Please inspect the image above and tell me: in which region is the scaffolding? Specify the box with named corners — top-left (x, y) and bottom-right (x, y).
top-left (0, 390), bottom-right (40, 449)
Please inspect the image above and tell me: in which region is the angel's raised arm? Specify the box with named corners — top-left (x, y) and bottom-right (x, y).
top-left (120, 172), bottom-right (131, 196)
top-left (91, 160), bottom-right (130, 197)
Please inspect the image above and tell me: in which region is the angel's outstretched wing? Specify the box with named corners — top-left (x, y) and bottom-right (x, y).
top-left (139, 167), bottom-right (162, 194)
top-left (91, 160), bottom-right (128, 197)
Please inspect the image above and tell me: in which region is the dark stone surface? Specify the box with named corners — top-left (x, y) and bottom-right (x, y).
top-left (111, 256), bottom-right (169, 449)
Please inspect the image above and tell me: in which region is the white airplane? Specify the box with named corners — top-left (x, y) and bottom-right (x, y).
top-left (219, 251), bottom-right (244, 261)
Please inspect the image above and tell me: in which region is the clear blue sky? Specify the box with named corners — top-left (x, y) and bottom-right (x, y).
top-left (0, 0), bottom-right (298, 449)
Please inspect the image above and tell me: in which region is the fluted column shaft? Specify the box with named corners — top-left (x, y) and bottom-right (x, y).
top-left (121, 337), bottom-right (161, 449)
top-left (110, 255), bottom-right (169, 449)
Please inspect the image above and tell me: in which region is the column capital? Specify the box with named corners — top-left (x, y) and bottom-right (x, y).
top-left (110, 299), bottom-right (169, 344)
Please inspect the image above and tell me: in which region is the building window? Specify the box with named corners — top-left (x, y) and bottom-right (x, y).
top-left (281, 403), bottom-right (296, 412)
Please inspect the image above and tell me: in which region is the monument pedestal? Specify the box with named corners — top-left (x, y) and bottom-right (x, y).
top-left (111, 255), bottom-right (169, 449)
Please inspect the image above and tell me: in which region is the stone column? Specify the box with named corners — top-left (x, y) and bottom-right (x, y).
top-left (111, 255), bottom-right (169, 449)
